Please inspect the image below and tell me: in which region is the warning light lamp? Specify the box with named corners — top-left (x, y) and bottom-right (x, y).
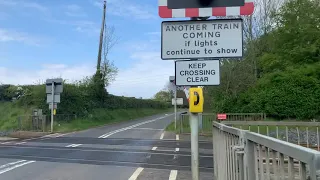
top-left (198, 0), bottom-right (213, 6)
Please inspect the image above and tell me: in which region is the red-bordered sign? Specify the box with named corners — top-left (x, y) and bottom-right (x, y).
top-left (158, 0), bottom-right (254, 18)
top-left (217, 114), bottom-right (227, 120)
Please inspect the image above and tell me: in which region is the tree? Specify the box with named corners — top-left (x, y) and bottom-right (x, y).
top-left (153, 90), bottom-right (171, 102)
top-left (101, 25), bottom-right (119, 88)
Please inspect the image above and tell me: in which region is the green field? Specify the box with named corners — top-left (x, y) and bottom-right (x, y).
top-left (0, 102), bottom-right (171, 133)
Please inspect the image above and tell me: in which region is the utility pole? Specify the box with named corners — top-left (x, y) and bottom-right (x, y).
top-left (96, 1), bottom-right (106, 73)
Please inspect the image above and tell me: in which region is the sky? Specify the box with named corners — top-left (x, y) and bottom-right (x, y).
top-left (0, 0), bottom-right (187, 99)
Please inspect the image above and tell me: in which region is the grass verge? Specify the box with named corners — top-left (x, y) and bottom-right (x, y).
top-left (54, 108), bottom-right (171, 132)
top-left (0, 102), bottom-right (33, 130)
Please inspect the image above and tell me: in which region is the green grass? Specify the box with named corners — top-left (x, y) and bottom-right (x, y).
top-left (54, 108), bottom-right (171, 132)
top-left (0, 102), bottom-right (33, 130)
top-left (165, 115), bottom-right (213, 134)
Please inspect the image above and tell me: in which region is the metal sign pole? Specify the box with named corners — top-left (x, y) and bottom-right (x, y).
top-left (190, 112), bottom-right (199, 180)
top-left (51, 82), bottom-right (54, 133)
top-left (174, 85), bottom-right (177, 130)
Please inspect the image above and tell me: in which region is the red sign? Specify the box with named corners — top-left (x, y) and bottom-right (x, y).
top-left (217, 114), bottom-right (227, 120)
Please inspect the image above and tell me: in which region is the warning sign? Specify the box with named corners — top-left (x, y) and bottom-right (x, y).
top-left (161, 19), bottom-right (243, 60)
top-left (175, 60), bottom-right (220, 86)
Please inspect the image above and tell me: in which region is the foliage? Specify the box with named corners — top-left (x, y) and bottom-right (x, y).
top-left (153, 90), bottom-right (172, 102)
top-left (205, 0), bottom-right (320, 120)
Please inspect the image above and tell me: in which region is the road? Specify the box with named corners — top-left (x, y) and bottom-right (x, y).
top-left (0, 113), bottom-right (213, 180)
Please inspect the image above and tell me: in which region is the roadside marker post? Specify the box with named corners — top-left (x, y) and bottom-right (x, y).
top-left (159, 0), bottom-right (254, 179)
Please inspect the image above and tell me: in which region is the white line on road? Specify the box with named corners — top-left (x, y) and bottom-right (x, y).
top-left (128, 167), bottom-right (144, 180)
top-left (66, 144), bottom-right (82, 147)
top-left (151, 147), bottom-right (157, 150)
top-left (176, 134), bottom-right (179, 141)
top-left (98, 114), bottom-right (172, 138)
top-left (169, 170), bottom-right (178, 180)
top-left (160, 132), bottom-right (165, 140)
top-left (0, 142), bottom-right (11, 145)
top-left (0, 160), bottom-right (26, 169)
top-left (175, 148), bottom-right (179, 152)
top-left (0, 160), bottom-right (35, 175)
top-left (15, 142), bottom-right (26, 145)
top-left (131, 128), bottom-right (164, 131)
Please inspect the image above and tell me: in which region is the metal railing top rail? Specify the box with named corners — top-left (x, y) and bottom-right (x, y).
top-left (213, 121), bottom-right (320, 163)
top-left (222, 121), bottom-right (320, 126)
top-left (213, 121), bottom-right (243, 137)
top-left (246, 130), bottom-right (320, 165)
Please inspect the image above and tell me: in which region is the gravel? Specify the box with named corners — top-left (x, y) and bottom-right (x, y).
top-left (268, 128), bottom-right (320, 145)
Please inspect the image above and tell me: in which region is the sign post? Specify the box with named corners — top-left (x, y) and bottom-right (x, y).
top-left (46, 78), bottom-right (63, 133)
top-left (159, 0), bottom-right (255, 179)
top-left (169, 76), bottom-right (177, 130)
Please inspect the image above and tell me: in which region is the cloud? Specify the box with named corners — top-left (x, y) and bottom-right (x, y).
top-left (0, 28), bottom-right (45, 46)
top-left (47, 19), bottom-right (100, 36)
top-left (0, 0), bottom-right (48, 13)
top-left (0, 63), bottom-right (95, 85)
top-left (92, 0), bottom-right (156, 20)
top-left (108, 42), bottom-right (174, 98)
top-left (64, 4), bottom-right (87, 17)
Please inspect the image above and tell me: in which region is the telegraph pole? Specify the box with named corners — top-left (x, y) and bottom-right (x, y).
top-left (96, 1), bottom-right (106, 72)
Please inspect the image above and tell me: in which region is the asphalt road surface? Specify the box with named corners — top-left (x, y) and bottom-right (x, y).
top-left (0, 113), bottom-right (213, 180)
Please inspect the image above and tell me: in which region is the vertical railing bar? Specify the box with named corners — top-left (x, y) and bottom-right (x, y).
top-left (253, 144), bottom-right (259, 180)
top-left (267, 126), bottom-right (269, 136)
top-left (286, 126), bottom-right (289, 142)
top-left (235, 143), bottom-right (238, 180)
top-left (248, 125), bottom-right (251, 131)
top-left (288, 157), bottom-right (294, 180)
top-left (265, 147), bottom-right (270, 180)
top-left (231, 135), bottom-right (236, 180)
top-left (306, 127), bottom-right (309, 148)
top-left (299, 162), bottom-right (307, 180)
top-left (317, 127), bottom-right (319, 151)
top-left (227, 133), bottom-right (231, 180)
top-left (297, 127), bottom-right (300, 145)
top-left (272, 150), bottom-right (279, 180)
top-left (259, 145), bottom-right (264, 180)
top-left (279, 153), bottom-right (285, 180)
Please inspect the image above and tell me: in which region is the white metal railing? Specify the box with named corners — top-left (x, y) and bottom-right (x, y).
top-left (213, 121), bottom-right (320, 180)
top-left (221, 121), bottom-right (320, 150)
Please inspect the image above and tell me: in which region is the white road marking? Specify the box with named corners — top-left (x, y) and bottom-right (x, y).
top-left (0, 160), bottom-right (26, 169)
top-left (0, 142), bottom-right (11, 145)
top-left (151, 147), bottom-right (157, 150)
top-left (66, 144), bottom-right (82, 147)
top-left (131, 128), bottom-right (164, 131)
top-left (0, 160), bottom-right (35, 175)
top-left (98, 114), bottom-right (172, 138)
top-left (176, 134), bottom-right (179, 141)
top-left (169, 170), bottom-right (178, 180)
top-left (128, 167), bottom-right (144, 180)
top-left (175, 148), bottom-right (179, 152)
top-left (15, 142), bottom-right (26, 145)
top-left (160, 132), bottom-right (165, 140)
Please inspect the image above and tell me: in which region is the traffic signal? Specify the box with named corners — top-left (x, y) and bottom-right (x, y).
top-left (189, 88), bottom-right (204, 113)
top-left (168, 0), bottom-right (245, 9)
